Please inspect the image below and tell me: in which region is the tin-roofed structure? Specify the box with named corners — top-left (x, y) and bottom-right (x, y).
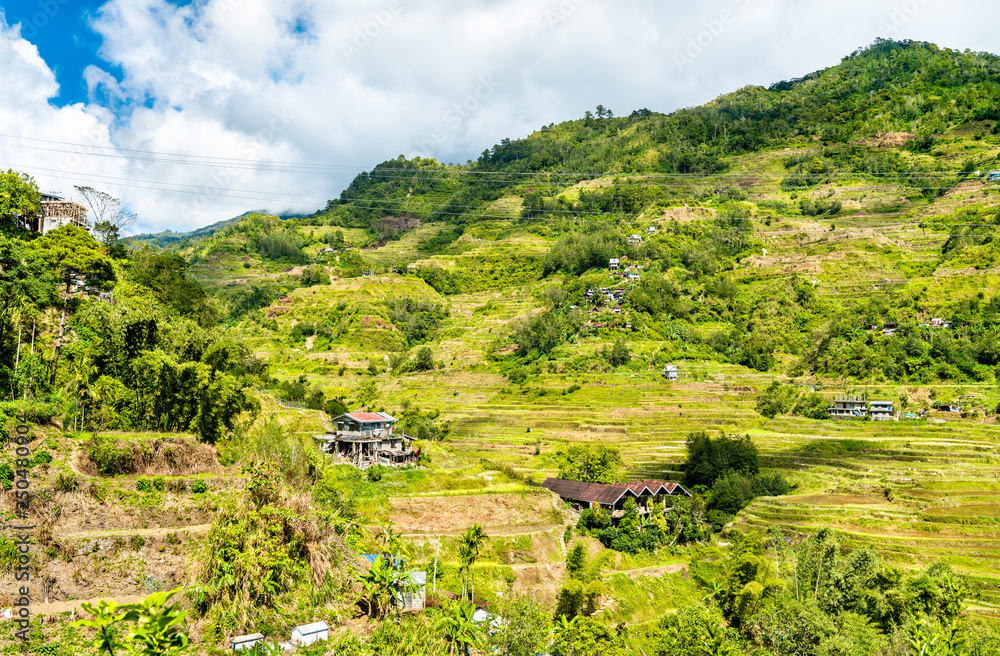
top-left (314, 412), bottom-right (416, 469)
top-left (542, 478), bottom-right (690, 516)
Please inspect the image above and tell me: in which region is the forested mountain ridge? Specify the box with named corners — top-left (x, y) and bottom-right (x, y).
top-left (173, 39), bottom-right (1000, 394)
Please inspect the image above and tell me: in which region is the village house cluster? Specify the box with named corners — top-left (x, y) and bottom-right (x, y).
top-left (872, 319), bottom-right (953, 336)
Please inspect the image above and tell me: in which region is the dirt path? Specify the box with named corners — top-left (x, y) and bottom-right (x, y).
top-left (399, 522), bottom-right (561, 538)
top-left (61, 524), bottom-right (212, 540)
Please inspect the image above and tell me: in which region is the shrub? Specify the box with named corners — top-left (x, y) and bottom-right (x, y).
top-left (86, 436), bottom-right (134, 477)
top-left (558, 444), bottom-right (623, 484)
top-left (191, 479), bottom-right (209, 494)
top-left (0, 537), bottom-right (18, 573)
top-left (136, 478), bottom-right (153, 493)
top-left (683, 431), bottom-right (759, 487)
top-left (0, 463), bottom-right (13, 491)
top-left (130, 535), bottom-right (146, 551)
top-left (365, 465), bottom-right (387, 482)
top-left (152, 476), bottom-right (166, 492)
top-left (32, 450), bottom-right (53, 465)
top-left (55, 473), bottom-right (79, 493)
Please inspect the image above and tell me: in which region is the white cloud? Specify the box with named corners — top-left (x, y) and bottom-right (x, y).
top-left (2, 0), bottom-right (1000, 232)
top-left (0, 17), bottom-right (128, 218)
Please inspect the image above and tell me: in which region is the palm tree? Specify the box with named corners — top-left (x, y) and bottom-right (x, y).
top-left (457, 524), bottom-right (488, 601)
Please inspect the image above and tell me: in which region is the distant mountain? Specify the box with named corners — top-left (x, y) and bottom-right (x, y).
top-left (129, 210), bottom-right (305, 248)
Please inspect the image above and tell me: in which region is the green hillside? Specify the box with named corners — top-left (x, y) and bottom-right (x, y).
top-left (7, 39), bottom-right (1000, 655)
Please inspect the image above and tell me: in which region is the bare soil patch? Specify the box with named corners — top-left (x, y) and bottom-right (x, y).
top-left (388, 492), bottom-right (556, 533)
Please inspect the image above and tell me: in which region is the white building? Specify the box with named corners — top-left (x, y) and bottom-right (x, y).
top-left (869, 400), bottom-right (896, 421)
top-left (397, 571), bottom-right (427, 611)
top-left (290, 622), bottom-right (329, 647)
top-left (231, 633), bottom-right (265, 651)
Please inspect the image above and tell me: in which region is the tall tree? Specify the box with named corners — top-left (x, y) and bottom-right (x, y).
top-left (0, 169), bottom-right (40, 232)
top-left (74, 186), bottom-right (136, 242)
top-left (458, 524), bottom-right (488, 601)
top-left (30, 225), bottom-right (115, 292)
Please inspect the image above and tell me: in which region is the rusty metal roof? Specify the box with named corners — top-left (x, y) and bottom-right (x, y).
top-left (542, 478), bottom-right (690, 505)
top-left (338, 412), bottom-right (398, 423)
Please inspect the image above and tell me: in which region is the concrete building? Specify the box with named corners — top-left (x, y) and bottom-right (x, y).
top-left (37, 193), bottom-right (88, 234)
top-left (869, 400), bottom-right (896, 421)
top-left (830, 394), bottom-right (868, 419)
top-left (397, 571), bottom-right (427, 611)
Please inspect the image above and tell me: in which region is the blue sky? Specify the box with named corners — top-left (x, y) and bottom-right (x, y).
top-left (0, 0), bottom-right (998, 234)
top-left (5, 0), bottom-right (107, 105)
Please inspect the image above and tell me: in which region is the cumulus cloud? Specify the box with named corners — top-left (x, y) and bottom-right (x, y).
top-left (1, 0), bottom-right (999, 232)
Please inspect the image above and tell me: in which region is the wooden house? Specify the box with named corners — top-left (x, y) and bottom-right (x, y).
top-left (663, 364), bottom-right (679, 381)
top-left (542, 478), bottom-right (690, 518)
top-left (315, 412), bottom-right (416, 468)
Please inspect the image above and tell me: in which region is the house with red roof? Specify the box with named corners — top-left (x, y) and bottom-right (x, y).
top-left (314, 412), bottom-right (416, 468)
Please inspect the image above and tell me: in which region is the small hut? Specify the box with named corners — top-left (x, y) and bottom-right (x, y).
top-left (663, 364), bottom-right (679, 381)
top-left (397, 571), bottom-right (427, 611)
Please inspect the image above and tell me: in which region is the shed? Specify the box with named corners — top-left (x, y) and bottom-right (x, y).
top-left (231, 633), bottom-right (265, 651)
top-left (290, 622), bottom-right (329, 647)
top-left (397, 571), bottom-right (427, 611)
top-left (663, 364), bottom-right (679, 381)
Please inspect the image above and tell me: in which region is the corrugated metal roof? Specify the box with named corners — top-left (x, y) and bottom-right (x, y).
top-left (339, 412), bottom-right (399, 423)
top-left (542, 478), bottom-right (690, 504)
